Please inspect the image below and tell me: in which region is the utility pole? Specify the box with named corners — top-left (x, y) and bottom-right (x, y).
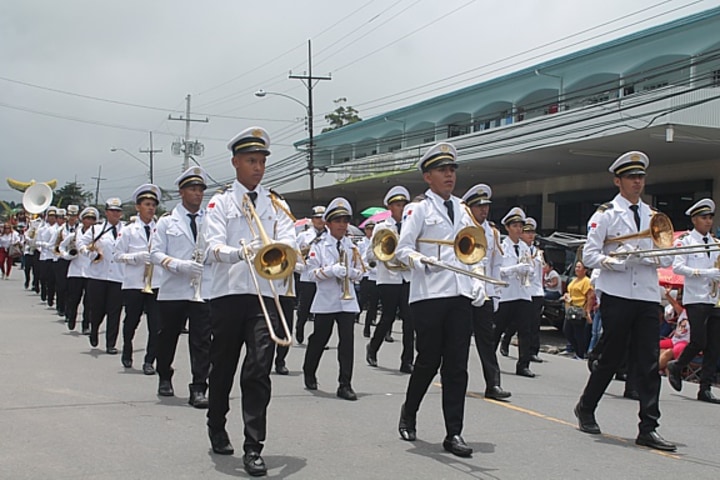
top-left (168, 94), bottom-right (209, 171)
top-left (289, 39), bottom-right (331, 204)
top-left (139, 131), bottom-right (162, 183)
top-left (92, 165), bottom-right (106, 206)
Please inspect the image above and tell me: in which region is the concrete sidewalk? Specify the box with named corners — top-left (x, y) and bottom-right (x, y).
top-left (1, 274), bottom-right (719, 479)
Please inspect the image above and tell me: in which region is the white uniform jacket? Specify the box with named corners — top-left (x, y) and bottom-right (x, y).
top-left (365, 217), bottom-right (409, 285)
top-left (297, 227), bottom-right (326, 282)
top-left (498, 238), bottom-right (534, 303)
top-left (672, 229), bottom-right (720, 305)
top-left (307, 234), bottom-right (362, 314)
top-left (582, 194), bottom-right (671, 302)
top-left (36, 222), bottom-right (58, 261)
top-left (205, 181), bottom-right (296, 299)
top-left (77, 221), bottom-right (125, 283)
top-left (395, 190), bottom-right (475, 304)
top-left (114, 219), bottom-right (161, 290)
top-left (61, 226), bottom-right (90, 279)
top-left (357, 237), bottom-right (377, 282)
top-left (528, 245), bottom-right (545, 297)
top-left (481, 219), bottom-right (504, 299)
top-left (151, 205), bottom-right (212, 301)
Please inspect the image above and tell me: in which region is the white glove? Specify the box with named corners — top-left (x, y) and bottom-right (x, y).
top-left (492, 297), bottom-right (500, 313)
top-left (423, 257), bottom-right (443, 273)
top-left (134, 251), bottom-right (151, 264)
top-left (470, 284), bottom-right (487, 307)
top-left (600, 256), bottom-right (626, 271)
top-left (500, 263), bottom-right (530, 277)
top-left (348, 268), bottom-right (363, 281)
top-left (516, 263), bottom-right (533, 275)
top-left (329, 263), bottom-right (347, 278)
top-left (174, 259), bottom-right (204, 277)
top-left (408, 254), bottom-right (429, 270)
top-left (243, 238), bottom-right (264, 258)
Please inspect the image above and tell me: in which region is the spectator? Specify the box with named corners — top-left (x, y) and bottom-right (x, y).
top-left (659, 314), bottom-right (690, 372)
top-left (543, 261), bottom-right (562, 300)
top-left (562, 261), bottom-right (594, 359)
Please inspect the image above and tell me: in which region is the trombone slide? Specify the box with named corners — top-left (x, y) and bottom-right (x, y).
top-left (418, 256), bottom-right (508, 287)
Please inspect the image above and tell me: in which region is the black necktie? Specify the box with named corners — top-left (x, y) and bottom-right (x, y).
top-left (514, 244), bottom-right (520, 258)
top-left (336, 240), bottom-right (343, 259)
top-left (396, 222), bottom-right (402, 234)
top-left (629, 205), bottom-right (641, 232)
top-left (110, 225), bottom-right (117, 239)
top-left (144, 225), bottom-right (151, 241)
top-left (704, 236), bottom-right (710, 257)
top-left (444, 200), bottom-right (454, 223)
top-left (247, 191), bottom-right (258, 207)
top-left (188, 214), bottom-right (198, 242)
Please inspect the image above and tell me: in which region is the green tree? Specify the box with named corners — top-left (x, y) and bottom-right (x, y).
top-left (54, 181), bottom-right (94, 208)
top-left (322, 97), bottom-right (362, 133)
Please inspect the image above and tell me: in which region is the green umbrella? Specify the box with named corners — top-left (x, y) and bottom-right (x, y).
top-left (361, 206), bottom-right (386, 218)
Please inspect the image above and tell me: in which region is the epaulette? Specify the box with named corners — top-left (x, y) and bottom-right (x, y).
top-left (489, 220), bottom-right (497, 228)
top-left (677, 231), bottom-right (690, 240)
top-left (649, 205), bottom-right (660, 212)
top-left (160, 211), bottom-right (171, 218)
top-left (269, 188), bottom-right (285, 201)
top-left (596, 202), bottom-right (613, 213)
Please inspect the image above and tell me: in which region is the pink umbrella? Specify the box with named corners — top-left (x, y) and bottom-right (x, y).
top-left (359, 210), bottom-right (390, 228)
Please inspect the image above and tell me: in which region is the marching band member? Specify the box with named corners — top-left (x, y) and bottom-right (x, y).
top-left (365, 186), bottom-right (414, 373)
top-left (60, 206), bottom-right (94, 332)
top-left (53, 207), bottom-right (77, 319)
top-left (295, 206), bottom-right (326, 344)
top-left (668, 198), bottom-right (720, 404)
top-left (114, 184), bottom-right (162, 374)
top-left (204, 127), bottom-right (295, 476)
top-left (35, 206), bottom-right (58, 307)
top-left (357, 220), bottom-right (379, 338)
top-left (495, 207), bottom-right (536, 378)
top-left (302, 197), bottom-right (364, 401)
top-left (461, 183), bottom-right (511, 400)
top-left (576, 151), bottom-right (676, 451)
top-left (394, 142), bottom-right (476, 457)
top-left (77, 198), bottom-right (125, 354)
top-left (23, 216), bottom-right (42, 291)
top-left (152, 167), bottom-right (211, 408)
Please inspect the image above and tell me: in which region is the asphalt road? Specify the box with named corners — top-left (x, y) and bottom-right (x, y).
top-left (1, 273), bottom-right (719, 479)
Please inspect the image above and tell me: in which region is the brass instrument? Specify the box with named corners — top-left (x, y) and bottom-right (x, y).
top-left (413, 254), bottom-right (509, 286)
top-left (52, 228), bottom-right (64, 256)
top-left (87, 241), bottom-right (103, 263)
top-left (418, 226), bottom-right (488, 265)
top-left (190, 236), bottom-right (205, 304)
top-left (141, 241), bottom-right (154, 294)
top-left (519, 251), bottom-right (533, 287)
top-left (606, 212), bottom-right (674, 257)
top-left (22, 183), bottom-right (53, 215)
top-left (337, 244), bottom-right (354, 300)
top-left (371, 229), bottom-right (409, 271)
top-left (240, 193), bottom-right (294, 347)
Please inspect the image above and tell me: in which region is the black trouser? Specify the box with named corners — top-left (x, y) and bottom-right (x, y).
top-left (303, 312), bottom-right (355, 387)
top-left (369, 282), bottom-right (414, 367)
top-left (31, 254), bottom-right (40, 292)
top-left (676, 303), bottom-right (720, 390)
top-left (66, 276), bottom-right (89, 328)
top-left (157, 300), bottom-right (211, 391)
top-left (495, 299), bottom-right (534, 371)
top-left (359, 278), bottom-right (379, 328)
top-left (86, 279), bottom-right (123, 349)
top-left (121, 289), bottom-right (160, 365)
top-left (501, 296), bottom-right (542, 356)
top-left (39, 259), bottom-right (56, 305)
top-left (472, 301), bottom-right (502, 390)
top-left (207, 294), bottom-right (277, 454)
top-left (274, 296), bottom-right (295, 368)
top-left (295, 281), bottom-right (316, 339)
top-left (578, 294), bottom-right (661, 434)
top-left (53, 259), bottom-right (70, 314)
top-left (404, 296), bottom-right (472, 437)
top-left (23, 253), bottom-right (35, 288)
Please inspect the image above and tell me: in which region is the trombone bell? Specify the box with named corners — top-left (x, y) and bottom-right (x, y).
top-left (254, 244), bottom-right (297, 280)
top-left (605, 212), bottom-right (674, 248)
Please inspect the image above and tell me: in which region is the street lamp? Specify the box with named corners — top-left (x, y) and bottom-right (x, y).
top-left (254, 89), bottom-right (317, 203)
top-left (110, 147), bottom-right (153, 183)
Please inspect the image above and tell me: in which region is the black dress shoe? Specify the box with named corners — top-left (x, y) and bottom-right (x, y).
top-left (106, 347), bottom-right (118, 355)
top-left (697, 389), bottom-right (720, 404)
top-left (384, 333), bottom-right (394, 343)
top-left (208, 427), bottom-right (234, 455)
top-left (337, 385), bottom-right (357, 401)
top-left (529, 354), bottom-right (544, 363)
top-left (158, 379), bottom-right (174, 397)
top-left (296, 332), bottom-right (304, 344)
top-left (67, 318), bottom-right (76, 330)
top-left (614, 372), bottom-right (628, 382)
top-left (275, 364), bottom-right (289, 375)
top-left (89, 331), bottom-right (99, 347)
top-left (399, 363), bottom-right (414, 374)
top-left (121, 357), bottom-right (132, 368)
top-left (443, 435), bottom-right (473, 457)
top-left (636, 431), bottom-right (677, 452)
top-left (366, 344), bottom-right (378, 367)
top-left (574, 403), bottom-right (601, 434)
top-left (243, 451), bottom-right (267, 476)
top-left (189, 391), bottom-right (209, 409)
top-left (363, 329), bottom-right (370, 338)
top-left (485, 386), bottom-right (512, 400)
top-left (516, 368), bottom-right (535, 378)
top-left (304, 374), bottom-right (317, 390)
top-left (666, 360), bottom-right (683, 392)
top-left (499, 344), bottom-right (509, 357)
top-left (623, 390), bottom-right (640, 400)
top-left (142, 363), bottom-right (155, 375)
top-left (398, 403), bottom-right (416, 441)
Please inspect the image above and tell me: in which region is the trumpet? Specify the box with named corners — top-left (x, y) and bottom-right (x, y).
top-left (240, 193), bottom-right (295, 347)
top-left (87, 241), bottom-right (103, 263)
top-left (141, 243), bottom-right (154, 294)
top-left (337, 245), bottom-right (354, 300)
top-left (519, 251), bottom-right (533, 287)
top-left (190, 221), bottom-right (206, 303)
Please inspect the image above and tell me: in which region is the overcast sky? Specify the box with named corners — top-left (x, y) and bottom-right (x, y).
top-left (2, 0), bottom-right (718, 205)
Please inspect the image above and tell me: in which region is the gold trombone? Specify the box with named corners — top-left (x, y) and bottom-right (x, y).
top-left (606, 212), bottom-right (674, 257)
top-left (240, 194), bottom-right (295, 347)
top-left (372, 229), bottom-right (410, 271)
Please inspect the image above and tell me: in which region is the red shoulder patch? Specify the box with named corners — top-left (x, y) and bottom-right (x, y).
top-left (309, 252), bottom-right (315, 257)
top-left (208, 202), bottom-right (215, 209)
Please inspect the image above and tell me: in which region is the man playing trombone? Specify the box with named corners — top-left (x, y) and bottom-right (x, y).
top-left (395, 142), bottom-right (477, 458)
top-left (151, 167), bottom-right (211, 408)
top-left (114, 184), bottom-right (162, 375)
top-left (575, 151), bottom-right (676, 452)
top-left (668, 198), bottom-right (720, 404)
top-left (204, 127), bottom-right (296, 477)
